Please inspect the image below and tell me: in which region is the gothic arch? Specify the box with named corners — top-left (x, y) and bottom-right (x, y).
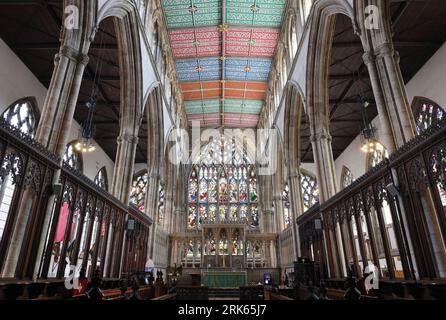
top-left (410, 96), bottom-right (445, 134)
top-left (305, 0), bottom-right (357, 136)
top-left (97, 0), bottom-right (144, 135)
top-left (1, 97), bottom-right (40, 136)
top-left (284, 85), bottom-right (305, 176)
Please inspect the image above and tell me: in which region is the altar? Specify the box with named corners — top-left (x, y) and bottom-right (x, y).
top-left (203, 271), bottom-right (247, 288)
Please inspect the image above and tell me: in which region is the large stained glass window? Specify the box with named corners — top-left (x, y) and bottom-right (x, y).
top-left (301, 171), bottom-right (319, 211)
top-left (130, 171), bottom-right (148, 212)
top-left (413, 99), bottom-right (445, 135)
top-left (282, 183), bottom-right (291, 228)
top-left (187, 137), bottom-right (259, 230)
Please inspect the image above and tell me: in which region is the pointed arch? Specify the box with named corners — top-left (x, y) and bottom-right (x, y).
top-left (1, 97), bottom-right (40, 138)
top-left (63, 141), bottom-right (83, 172)
top-left (129, 169), bottom-right (148, 212)
top-left (340, 165), bottom-right (354, 190)
top-left (410, 96), bottom-right (445, 135)
top-left (94, 166), bottom-right (109, 191)
top-left (305, 1), bottom-right (357, 137)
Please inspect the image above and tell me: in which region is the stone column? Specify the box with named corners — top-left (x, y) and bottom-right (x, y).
top-left (36, 45), bottom-right (90, 153)
top-left (12, 44), bottom-right (90, 279)
top-left (310, 128), bottom-right (337, 202)
top-left (111, 134), bottom-right (139, 204)
top-left (146, 172), bottom-right (160, 259)
top-left (363, 46), bottom-right (415, 151)
top-left (288, 170), bottom-right (304, 259)
top-left (261, 175), bottom-right (275, 233)
top-left (273, 194), bottom-right (284, 232)
top-left (310, 129), bottom-right (338, 277)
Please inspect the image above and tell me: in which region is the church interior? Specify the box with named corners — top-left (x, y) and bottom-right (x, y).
top-left (0, 0), bottom-right (446, 301)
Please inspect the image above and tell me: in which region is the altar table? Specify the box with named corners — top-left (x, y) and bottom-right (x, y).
top-left (203, 271), bottom-right (247, 288)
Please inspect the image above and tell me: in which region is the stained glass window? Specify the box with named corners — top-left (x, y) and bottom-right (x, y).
top-left (413, 100), bottom-right (445, 135)
top-left (158, 184), bottom-right (165, 226)
top-left (367, 144), bottom-right (388, 170)
top-left (63, 142), bottom-right (83, 172)
top-left (1, 98), bottom-right (38, 137)
top-left (283, 183), bottom-right (291, 228)
top-left (341, 166), bottom-right (354, 190)
top-left (130, 171), bottom-right (148, 212)
top-left (187, 136), bottom-right (259, 229)
top-left (94, 166), bottom-right (108, 191)
top-left (0, 98), bottom-right (38, 245)
top-left (301, 171), bottom-right (319, 211)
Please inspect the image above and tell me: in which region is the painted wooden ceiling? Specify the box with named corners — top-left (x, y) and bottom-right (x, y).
top-left (162, 0), bottom-right (287, 127)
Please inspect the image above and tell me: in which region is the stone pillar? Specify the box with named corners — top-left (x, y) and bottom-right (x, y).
top-left (363, 46), bottom-right (415, 151)
top-left (310, 128), bottom-right (337, 202)
top-left (288, 170), bottom-right (304, 259)
top-left (111, 134), bottom-right (139, 204)
top-left (310, 129), bottom-right (338, 277)
top-left (174, 209), bottom-right (185, 234)
top-left (36, 45), bottom-right (90, 153)
top-left (261, 176), bottom-right (275, 233)
top-left (145, 172), bottom-right (160, 220)
top-left (273, 194), bottom-right (284, 232)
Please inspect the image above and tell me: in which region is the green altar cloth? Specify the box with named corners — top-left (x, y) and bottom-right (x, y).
top-left (203, 271), bottom-right (247, 288)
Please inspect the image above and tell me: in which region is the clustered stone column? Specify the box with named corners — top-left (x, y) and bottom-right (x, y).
top-left (288, 169), bottom-right (304, 259)
top-left (111, 134), bottom-right (139, 204)
top-left (362, 45), bottom-right (415, 151)
top-left (310, 128), bottom-right (337, 203)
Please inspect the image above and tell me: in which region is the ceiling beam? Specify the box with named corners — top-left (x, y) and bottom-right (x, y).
top-left (329, 63), bottom-right (367, 119)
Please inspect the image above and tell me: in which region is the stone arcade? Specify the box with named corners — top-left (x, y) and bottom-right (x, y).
top-left (0, 0), bottom-right (445, 301)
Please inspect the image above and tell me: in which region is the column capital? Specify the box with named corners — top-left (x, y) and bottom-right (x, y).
top-left (117, 134), bottom-right (139, 144)
top-left (375, 43), bottom-right (395, 59)
top-left (58, 45), bottom-right (89, 66)
top-left (310, 130), bottom-right (332, 143)
top-left (362, 51), bottom-right (376, 66)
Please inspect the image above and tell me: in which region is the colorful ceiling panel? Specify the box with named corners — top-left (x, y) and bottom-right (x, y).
top-left (225, 27), bottom-right (279, 58)
top-left (169, 27), bottom-right (221, 59)
top-left (162, 0), bottom-right (286, 127)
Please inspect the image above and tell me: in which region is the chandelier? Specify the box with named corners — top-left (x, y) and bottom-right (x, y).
top-left (359, 97), bottom-right (383, 154)
top-left (75, 97), bottom-right (97, 153)
top-left (76, 32), bottom-right (106, 154)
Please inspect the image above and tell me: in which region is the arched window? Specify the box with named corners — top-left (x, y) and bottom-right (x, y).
top-left (63, 142), bottom-right (83, 172)
top-left (158, 183), bottom-right (165, 226)
top-left (94, 166), bottom-right (108, 191)
top-left (0, 98), bottom-right (39, 248)
top-left (341, 166), bottom-right (354, 189)
top-left (187, 136), bottom-right (259, 230)
top-left (412, 98), bottom-right (445, 135)
top-left (367, 143), bottom-right (388, 170)
top-left (282, 183), bottom-right (291, 228)
top-left (301, 170), bottom-right (319, 211)
top-left (1, 97), bottom-right (39, 137)
top-left (130, 171), bottom-right (148, 212)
